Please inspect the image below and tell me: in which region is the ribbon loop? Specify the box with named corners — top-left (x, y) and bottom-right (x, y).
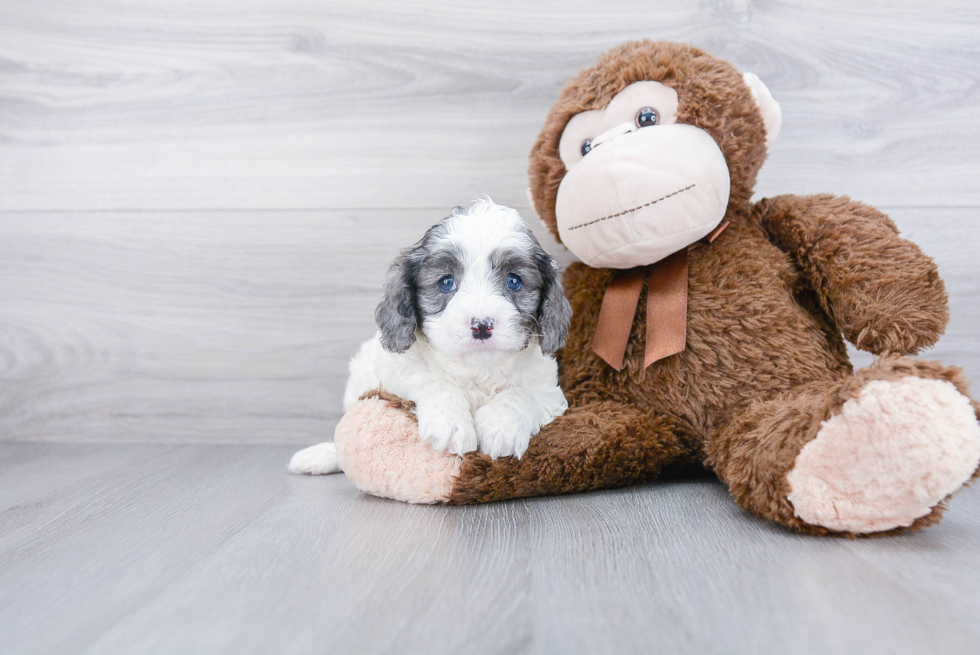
top-left (590, 222), bottom-right (727, 371)
top-left (643, 249), bottom-right (688, 367)
top-left (591, 247), bottom-right (700, 370)
top-left (592, 267), bottom-right (646, 371)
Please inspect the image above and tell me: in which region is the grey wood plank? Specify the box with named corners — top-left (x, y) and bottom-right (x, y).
top-left (1, 443), bottom-right (979, 654)
top-left (84, 478), bottom-right (532, 655)
top-left (526, 483), bottom-right (980, 654)
top-left (0, 207), bottom-right (975, 445)
top-left (0, 0), bottom-right (978, 211)
top-left (0, 444), bottom-right (299, 654)
top-left (0, 443), bottom-right (181, 536)
top-left (0, 443), bottom-right (530, 655)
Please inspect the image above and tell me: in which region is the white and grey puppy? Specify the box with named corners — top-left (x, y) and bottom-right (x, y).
top-left (289, 199), bottom-right (572, 476)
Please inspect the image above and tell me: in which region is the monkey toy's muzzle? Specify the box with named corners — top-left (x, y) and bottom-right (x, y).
top-left (555, 123), bottom-right (731, 269)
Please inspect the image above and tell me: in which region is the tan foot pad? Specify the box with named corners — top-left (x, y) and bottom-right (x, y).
top-left (787, 377), bottom-right (980, 533)
top-left (334, 397), bottom-right (462, 504)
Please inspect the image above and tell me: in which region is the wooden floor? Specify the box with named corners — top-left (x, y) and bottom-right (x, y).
top-left (1, 0), bottom-right (979, 652)
top-left (3, 443), bottom-right (980, 655)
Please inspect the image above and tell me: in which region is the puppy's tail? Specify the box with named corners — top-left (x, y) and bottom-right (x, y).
top-left (288, 442), bottom-right (342, 475)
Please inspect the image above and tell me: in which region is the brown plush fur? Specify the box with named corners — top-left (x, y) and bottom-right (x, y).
top-left (707, 357), bottom-right (980, 537)
top-left (359, 388), bottom-right (417, 414)
top-left (448, 402), bottom-right (698, 504)
top-left (438, 40), bottom-right (975, 536)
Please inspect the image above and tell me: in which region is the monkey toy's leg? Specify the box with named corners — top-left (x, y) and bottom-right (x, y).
top-left (331, 391), bottom-right (696, 505)
top-left (706, 357), bottom-right (980, 536)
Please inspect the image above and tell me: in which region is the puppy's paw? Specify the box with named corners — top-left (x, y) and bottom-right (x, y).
top-left (475, 404), bottom-right (532, 459)
top-left (417, 406), bottom-right (478, 456)
top-left (288, 442), bottom-right (341, 475)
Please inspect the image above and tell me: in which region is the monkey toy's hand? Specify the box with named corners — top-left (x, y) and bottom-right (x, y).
top-left (757, 194), bottom-right (949, 356)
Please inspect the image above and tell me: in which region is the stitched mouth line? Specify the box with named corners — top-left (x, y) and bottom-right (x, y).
top-left (566, 184), bottom-right (696, 231)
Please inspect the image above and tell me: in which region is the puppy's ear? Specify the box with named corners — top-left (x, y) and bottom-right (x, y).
top-left (375, 250), bottom-right (419, 353)
top-left (535, 247), bottom-right (572, 354)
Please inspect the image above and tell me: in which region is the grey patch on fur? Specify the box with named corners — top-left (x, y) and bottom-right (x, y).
top-left (534, 245), bottom-right (572, 354)
top-left (375, 251), bottom-right (420, 353)
top-left (414, 242), bottom-right (465, 327)
top-left (490, 225), bottom-right (572, 354)
top-left (489, 245), bottom-right (542, 347)
top-left (375, 216), bottom-right (462, 353)
top-left (377, 206), bottom-right (571, 355)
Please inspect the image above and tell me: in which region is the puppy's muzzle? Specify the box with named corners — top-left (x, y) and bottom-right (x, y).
top-left (470, 318), bottom-right (494, 341)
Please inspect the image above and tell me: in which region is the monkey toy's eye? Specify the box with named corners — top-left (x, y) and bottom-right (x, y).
top-left (438, 275), bottom-right (456, 292)
top-left (506, 274), bottom-right (522, 291)
top-left (636, 107), bottom-right (660, 128)
top-left (580, 139), bottom-right (593, 157)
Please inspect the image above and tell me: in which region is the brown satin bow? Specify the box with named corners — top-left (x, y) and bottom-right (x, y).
top-left (592, 221), bottom-right (729, 371)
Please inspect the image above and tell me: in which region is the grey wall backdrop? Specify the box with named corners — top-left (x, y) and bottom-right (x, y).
top-left (1, 0), bottom-right (977, 445)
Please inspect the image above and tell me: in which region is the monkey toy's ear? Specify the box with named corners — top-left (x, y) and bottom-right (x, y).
top-left (375, 251), bottom-right (419, 354)
top-left (743, 72), bottom-right (782, 149)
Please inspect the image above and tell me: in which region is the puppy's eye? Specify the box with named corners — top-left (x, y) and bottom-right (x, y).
top-left (438, 275), bottom-right (456, 293)
top-left (580, 139), bottom-right (593, 157)
top-left (506, 274), bottom-right (522, 291)
top-left (636, 107), bottom-right (659, 128)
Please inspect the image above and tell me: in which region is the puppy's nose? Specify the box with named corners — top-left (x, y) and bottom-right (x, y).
top-left (470, 318), bottom-right (494, 341)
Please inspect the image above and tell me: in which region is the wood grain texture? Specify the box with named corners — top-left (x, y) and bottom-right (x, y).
top-left (1, 4), bottom-right (978, 653)
top-left (0, 0), bottom-right (978, 210)
top-left (0, 206), bottom-right (975, 444)
top-left (0, 0), bottom-right (976, 445)
top-left (2, 443), bottom-right (980, 654)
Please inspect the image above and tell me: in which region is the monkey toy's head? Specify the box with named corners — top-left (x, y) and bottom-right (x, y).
top-left (529, 41), bottom-right (782, 269)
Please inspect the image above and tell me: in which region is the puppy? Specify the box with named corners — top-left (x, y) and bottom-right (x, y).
top-left (289, 199), bottom-right (572, 476)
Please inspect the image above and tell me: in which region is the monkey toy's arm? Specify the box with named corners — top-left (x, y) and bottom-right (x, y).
top-left (756, 194), bottom-right (948, 356)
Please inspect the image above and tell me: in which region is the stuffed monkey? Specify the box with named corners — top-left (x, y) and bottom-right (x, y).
top-left (329, 41), bottom-right (980, 537)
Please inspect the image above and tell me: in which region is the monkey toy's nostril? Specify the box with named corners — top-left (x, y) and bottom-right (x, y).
top-left (470, 318), bottom-right (494, 340)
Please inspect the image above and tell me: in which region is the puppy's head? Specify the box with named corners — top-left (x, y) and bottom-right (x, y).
top-left (376, 200), bottom-right (572, 358)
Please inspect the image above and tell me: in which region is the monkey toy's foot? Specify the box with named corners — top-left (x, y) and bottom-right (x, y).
top-left (331, 389), bottom-right (694, 506)
top-left (787, 375), bottom-right (980, 533)
top-left (711, 358), bottom-right (980, 536)
top-left (332, 391), bottom-right (462, 504)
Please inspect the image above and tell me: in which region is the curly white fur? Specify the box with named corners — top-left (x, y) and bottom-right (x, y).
top-left (289, 200), bottom-right (570, 474)
top-left (345, 332), bottom-right (566, 458)
top-left (345, 201), bottom-right (568, 458)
